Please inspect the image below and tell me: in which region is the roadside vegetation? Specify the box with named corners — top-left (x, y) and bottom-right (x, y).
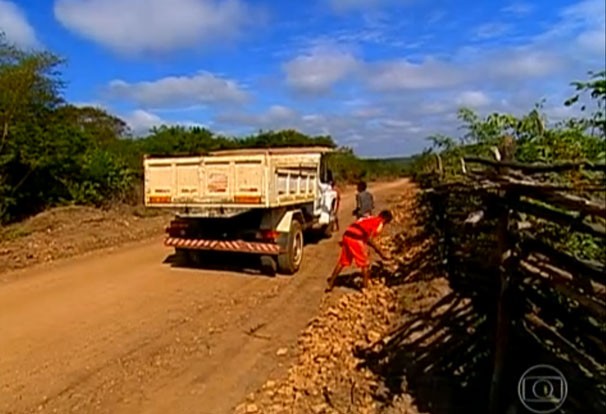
top-left (408, 69), bottom-right (605, 262)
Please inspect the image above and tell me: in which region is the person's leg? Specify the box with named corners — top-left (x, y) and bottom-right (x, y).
top-left (361, 266), bottom-right (371, 289)
top-left (351, 241), bottom-right (371, 290)
top-left (325, 262), bottom-right (344, 292)
top-left (327, 239), bottom-right (351, 291)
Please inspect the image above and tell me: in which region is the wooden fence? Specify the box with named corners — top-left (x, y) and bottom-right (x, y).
top-left (425, 150), bottom-right (605, 414)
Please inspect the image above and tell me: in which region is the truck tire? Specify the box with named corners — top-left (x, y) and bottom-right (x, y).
top-left (260, 255), bottom-right (277, 277)
top-left (176, 248), bottom-right (202, 267)
top-left (175, 248), bottom-right (191, 265)
top-left (277, 220), bottom-right (304, 275)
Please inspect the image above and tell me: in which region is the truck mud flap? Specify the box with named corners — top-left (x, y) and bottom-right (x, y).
top-left (165, 237), bottom-right (281, 255)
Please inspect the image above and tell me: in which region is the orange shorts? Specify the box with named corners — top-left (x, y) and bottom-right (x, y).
top-left (338, 236), bottom-right (369, 268)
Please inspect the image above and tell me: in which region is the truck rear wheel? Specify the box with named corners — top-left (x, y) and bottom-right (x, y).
top-left (260, 255), bottom-right (277, 277)
top-left (277, 220), bottom-right (304, 275)
top-left (176, 248), bottom-right (202, 267)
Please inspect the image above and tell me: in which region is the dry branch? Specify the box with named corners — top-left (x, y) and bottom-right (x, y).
top-left (464, 210), bottom-right (485, 225)
top-left (519, 237), bottom-right (606, 287)
top-left (523, 313), bottom-right (606, 379)
top-left (497, 175), bottom-right (606, 192)
top-left (519, 259), bottom-right (606, 320)
top-left (511, 199), bottom-right (606, 238)
top-left (463, 157), bottom-right (606, 173)
top-left (523, 191), bottom-right (606, 219)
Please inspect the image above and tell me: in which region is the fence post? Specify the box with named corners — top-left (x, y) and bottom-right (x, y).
top-left (489, 139), bottom-right (516, 414)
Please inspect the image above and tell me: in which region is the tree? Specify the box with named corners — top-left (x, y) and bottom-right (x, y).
top-left (0, 33), bottom-right (64, 153)
top-left (564, 70), bottom-right (606, 138)
top-left (54, 105), bottom-right (132, 144)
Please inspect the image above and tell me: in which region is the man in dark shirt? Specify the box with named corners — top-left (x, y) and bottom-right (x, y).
top-left (354, 181), bottom-right (374, 218)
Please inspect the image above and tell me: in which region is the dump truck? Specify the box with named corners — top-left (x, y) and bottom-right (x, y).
top-left (143, 146), bottom-right (338, 275)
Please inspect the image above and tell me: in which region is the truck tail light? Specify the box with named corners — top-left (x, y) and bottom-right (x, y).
top-left (234, 195), bottom-right (261, 204)
top-left (260, 230), bottom-right (280, 242)
top-left (166, 220), bottom-right (189, 236)
top-left (149, 195), bottom-right (171, 204)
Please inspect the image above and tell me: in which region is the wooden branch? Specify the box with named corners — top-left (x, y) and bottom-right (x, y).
top-left (519, 237), bottom-right (606, 287)
top-left (521, 286), bottom-right (606, 354)
top-left (463, 157), bottom-right (606, 173)
top-left (435, 153), bottom-right (443, 176)
top-left (460, 158), bottom-right (467, 174)
top-left (491, 147), bottom-right (502, 161)
top-left (529, 254), bottom-right (606, 299)
top-left (464, 210), bottom-right (485, 225)
top-left (489, 169), bottom-right (515, 414)
top-left (523, 313), bottom-right (606, 378)
top-left (519, 259), bottom-right (606, 320)
top-left (497, 175), bottom-right (606, 192)
top-left (524, 191), bottom-right (606, 219)
top-left (511, 199), bottom-right (606, 238)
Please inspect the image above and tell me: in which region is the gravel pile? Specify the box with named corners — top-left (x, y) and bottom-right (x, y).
top-left (236, 283), bottom-right (416, 414)
top-left (236, 185), bottom-right (430, 414)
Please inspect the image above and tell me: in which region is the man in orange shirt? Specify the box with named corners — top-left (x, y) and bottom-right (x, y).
top-left (326, 210), bottom-right (393, 292)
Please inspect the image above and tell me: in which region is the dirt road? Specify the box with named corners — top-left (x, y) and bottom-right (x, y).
top-left (0, 180), bottom-right (407, 414)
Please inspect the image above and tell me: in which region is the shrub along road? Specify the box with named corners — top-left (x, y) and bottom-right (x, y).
top-left (0, 179), bottom-right (408, 414)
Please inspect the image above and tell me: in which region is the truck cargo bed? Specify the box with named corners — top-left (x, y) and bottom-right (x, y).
top-left (144, 147), bottom-right (332, 209)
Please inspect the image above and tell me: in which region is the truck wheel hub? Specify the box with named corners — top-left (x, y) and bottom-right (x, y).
top-left (293, 232), bottom-right (303, 266)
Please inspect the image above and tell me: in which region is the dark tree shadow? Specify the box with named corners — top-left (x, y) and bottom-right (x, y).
top-left (354, 190), bottom-right (500, 414)
top-left (163, 251), bottom-right (268, 276)
top-left (331, 271), bottom-right (366, 291)
top-left (357, 185), bottom-right (606, 414)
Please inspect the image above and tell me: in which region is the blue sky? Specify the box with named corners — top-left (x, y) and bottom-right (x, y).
top-left (1, 0), bottom-right (604, 157)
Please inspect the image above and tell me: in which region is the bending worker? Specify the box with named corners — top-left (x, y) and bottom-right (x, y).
top-left (326, 210), bottom-right (393, 292)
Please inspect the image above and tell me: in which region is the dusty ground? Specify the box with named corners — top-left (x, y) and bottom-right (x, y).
top-left (0, 180), bottom-right (408, 414)
top-left (238, 182), bottom-right (448, 414)
top-left (0, 205), bottom-right (171, 276)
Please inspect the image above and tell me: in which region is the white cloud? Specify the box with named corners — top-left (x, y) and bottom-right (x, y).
top-left (215, 104), bottom-right (430, 155)
top-left (106, 72), bottom-right (248, 108)
top-left (367, 58), bottom-right (464, 90)
top-left (124, 109), bottom-right (165, 134)
top-left (123, 109), bottom-right (205, 135)
top-left (501, 2), bottom-right (534, 16)
top-left (473, 22), bottom-right (511, 40)
top-left (577, 25), bottom-right (606, 55)
top-left (536, 0), bottom-right (605, 58)
top-left (0, 0), bottom-right (38, 48)
top-left (456, 91), bottom-right (491, 108)
top-left (327, 0), bottom-right (406, 12)
top-left (216, 105), bottom-right (299, 130)
top-left (54, 0), bottom-right (262, 54)
top-left (283, 47), bottom-right (360, 94)
top-left (220, 0), bottom-right (604, 157)
top-left (483, 49), bottom-right (567, 79)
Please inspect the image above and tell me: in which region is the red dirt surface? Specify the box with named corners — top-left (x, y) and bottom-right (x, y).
top-left (0, 181), bottom-right (408, 414)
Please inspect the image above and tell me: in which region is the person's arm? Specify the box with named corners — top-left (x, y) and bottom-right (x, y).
top-left (367, 237), bottom-right (391, 260)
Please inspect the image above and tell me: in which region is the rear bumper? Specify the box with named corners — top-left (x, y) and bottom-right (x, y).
top-left (165, 237), bottom-right (281, 255)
